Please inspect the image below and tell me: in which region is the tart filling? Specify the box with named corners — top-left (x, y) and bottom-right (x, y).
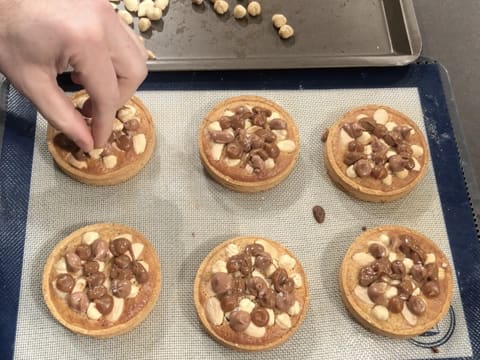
top-left (199, 96), bottom-right (300, 187)
top-left (50, 92), bottom-right (150, 174)
top-left (340, 227), bottom-right (453, 338)
top-left (43, 224), bottom-right (161, 337)
top-left (47, 90), bottom-right (155, 186)
top-left (333, 106), bottom-right (428, 191)
top-left (195, 237), bottom-right (309, 350)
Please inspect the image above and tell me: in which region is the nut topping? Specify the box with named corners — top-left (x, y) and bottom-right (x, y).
top-left (83, 261), bottom-right (99, 276)
top-left (211, 273), bottom-right (233, 294)
top-left (220, 294), bottom-right (238, 312)
top-left (229, 311), bottom-right (250, 332)
top-left (407, 296), bottom-right (426, 315)
top-left (110, 238), bottom-right (130, 256)
top-left (368, 243), bottom-right (387, 259)
top-left (387, 295), bottom-right (404, 313)
top-left (95, 295), bottom-right (114, 315)
top-left (65, 252), bottom-right (82, 273)
top-left (203, 240), bottom-right (304, 337)
top-left (352, 231), bottom-right (447, 327)
top-left (367, 282), bottom-right (387, 305)
top-left (111, 279), bottom-right (132, 298)
top-left (205, 101), bottom-right (297, 179)
top-left (421, 280), bottom-right (440, 298)
top-left (251, 307), bottom-right (269, 327)
top-left (68, 292), bottom-right (89, 313)
top-left (51, 230), bottom-right (152, 324)
top-left (75, 244), bottom-right (92, 261)
top-left (271, 268), bottom-right (294, 293)
top-left (338, 108), bottom-right (425, 185)
top-left (56, 274), bottom-right (75, 293)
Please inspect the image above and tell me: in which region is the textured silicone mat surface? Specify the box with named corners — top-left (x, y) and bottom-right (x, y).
top-left (11, 89), bottom-right (471, 359)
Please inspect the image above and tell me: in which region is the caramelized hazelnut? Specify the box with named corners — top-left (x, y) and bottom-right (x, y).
top-left (111, 279), bottom-right (131, 298)
top-left (257, 288), bottom-right (276, 308)
top-left (367, 282), bottom-right (387, 305)
top-left (422, 280), bottom-right (440, 298)
top-left (56, 274), bottom-right (75, 293)
top-left (220, 294), bottom-right (238, 312)
top-left (110, 238), bottom-right (130, 256)
top-left (75, 244), bottom-right (92, 261)
top-left (68, 292), bottom-right (88, 313)
top-left (244, 244), bottom-right (264, 256)
top-left (87, 272), bottom-right (106, 288)
top-left (210, 273), bottom-right (232, 295)
top-left (83, 261), bottom-right (99, 276)
top-left (251, 307), bottom-right (269, 327)
top-left (246, 276), bottom-right (268, 297)
top-left (229, 311), bottom-right (250, 332)
top-left (95, 295), bottom-right (114, 315)
top-left (368, 243), bottom-right (387, 259)
top-left (271, 268), bottom-right (294, 293)
top-left (387, 296), bottom-right (404, 313)
top-left (254, 251), bottom-right (272, 270)
top-left (114, 255), bottom-right (131, 269)
top-left (275, 291), bottom-right (295, 312)
top-left (407, 296), bottom-right (426, 315)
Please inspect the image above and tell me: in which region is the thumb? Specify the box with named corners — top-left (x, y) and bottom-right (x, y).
top-left (22, 72), bottom-right (94, 151)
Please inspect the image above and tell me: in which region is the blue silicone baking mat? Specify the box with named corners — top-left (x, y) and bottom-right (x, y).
top-left (0, 62), bottom-right (478, 359)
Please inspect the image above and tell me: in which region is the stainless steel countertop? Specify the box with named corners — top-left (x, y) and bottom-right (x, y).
top-left (415, 0), bottom-right (480, 219)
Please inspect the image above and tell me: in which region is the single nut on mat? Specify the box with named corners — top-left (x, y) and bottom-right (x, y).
top-left (118, 10), bottom-right (134, 25)
top-left (147, 6), bottom-right (162, 20)
top-left (247, 1), bottom-right (261, 16)
top-left (138, 18), bottom-right (152, 32)
top-left (279, 24), bottom-right (294, 39)
top-left (124, 0), bottom-right (139, 12)
top-left (213, 0), bottom-right (229, 15)
top-left (233, 4), bottom-right (247, 19)
top-left (272, 14), bottom-right (287, 28)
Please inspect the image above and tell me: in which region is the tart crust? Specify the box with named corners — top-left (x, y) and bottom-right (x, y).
top-left (194, 236), bottom-right (309, 351)
top-left (42, 223), bottom-right (161, 338)
top-left (339, 226), bottom-right (453, 338)
top-left (198, 96), bottom-right (300, 192)
top-left (324, 105), bottom-right (429, 202)
top-left (47, 91), bottom-right (156, 186)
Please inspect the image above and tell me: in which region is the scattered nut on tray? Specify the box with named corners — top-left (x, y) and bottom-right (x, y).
top-left (110, 0), bottom-right (171, 59)
top-left (192, 0), bottom-right (295, 41)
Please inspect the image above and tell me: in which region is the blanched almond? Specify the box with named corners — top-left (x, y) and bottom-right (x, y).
top-left (205, 297), bottom-right (224, 325)
top-left (103, 155), bottom-right (117, 169)
top-left (133, 133), bottom-right (147, 154)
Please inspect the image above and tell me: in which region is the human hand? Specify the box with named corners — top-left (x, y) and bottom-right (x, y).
top-left (0, 0), bottom-right (148, 151)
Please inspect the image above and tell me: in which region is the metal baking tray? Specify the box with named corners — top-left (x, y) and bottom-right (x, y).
top-left (139, 0), bottom-right (421, 70)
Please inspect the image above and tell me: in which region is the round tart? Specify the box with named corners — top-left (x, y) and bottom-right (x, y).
top-left (47, 90), bottom-right (155, 185)
top-left (198, 96), bottom-right (300, 192)
top-left (324, 105), bottom-right (429, 202)
top-left (194, 236), bottom-right (309, 351)
top-left (42, 223), bottom-right (161, 338)
top-left (339, 226), bottom-right (453, 338)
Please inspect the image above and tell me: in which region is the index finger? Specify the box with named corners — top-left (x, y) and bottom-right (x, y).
top-left (69, 38), bottom-right (119, 148)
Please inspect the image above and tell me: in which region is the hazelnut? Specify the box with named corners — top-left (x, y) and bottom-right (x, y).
top-left (272, 14), bottom-right (287, 29)
top-left (213, 0), bottom-right (228, 15)
top-left (247, 1), bottom-right (261, 16)
top-left (233, 4), bottom-right (247, 19)
top-left (279, 25), bottom-right (294, 39)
